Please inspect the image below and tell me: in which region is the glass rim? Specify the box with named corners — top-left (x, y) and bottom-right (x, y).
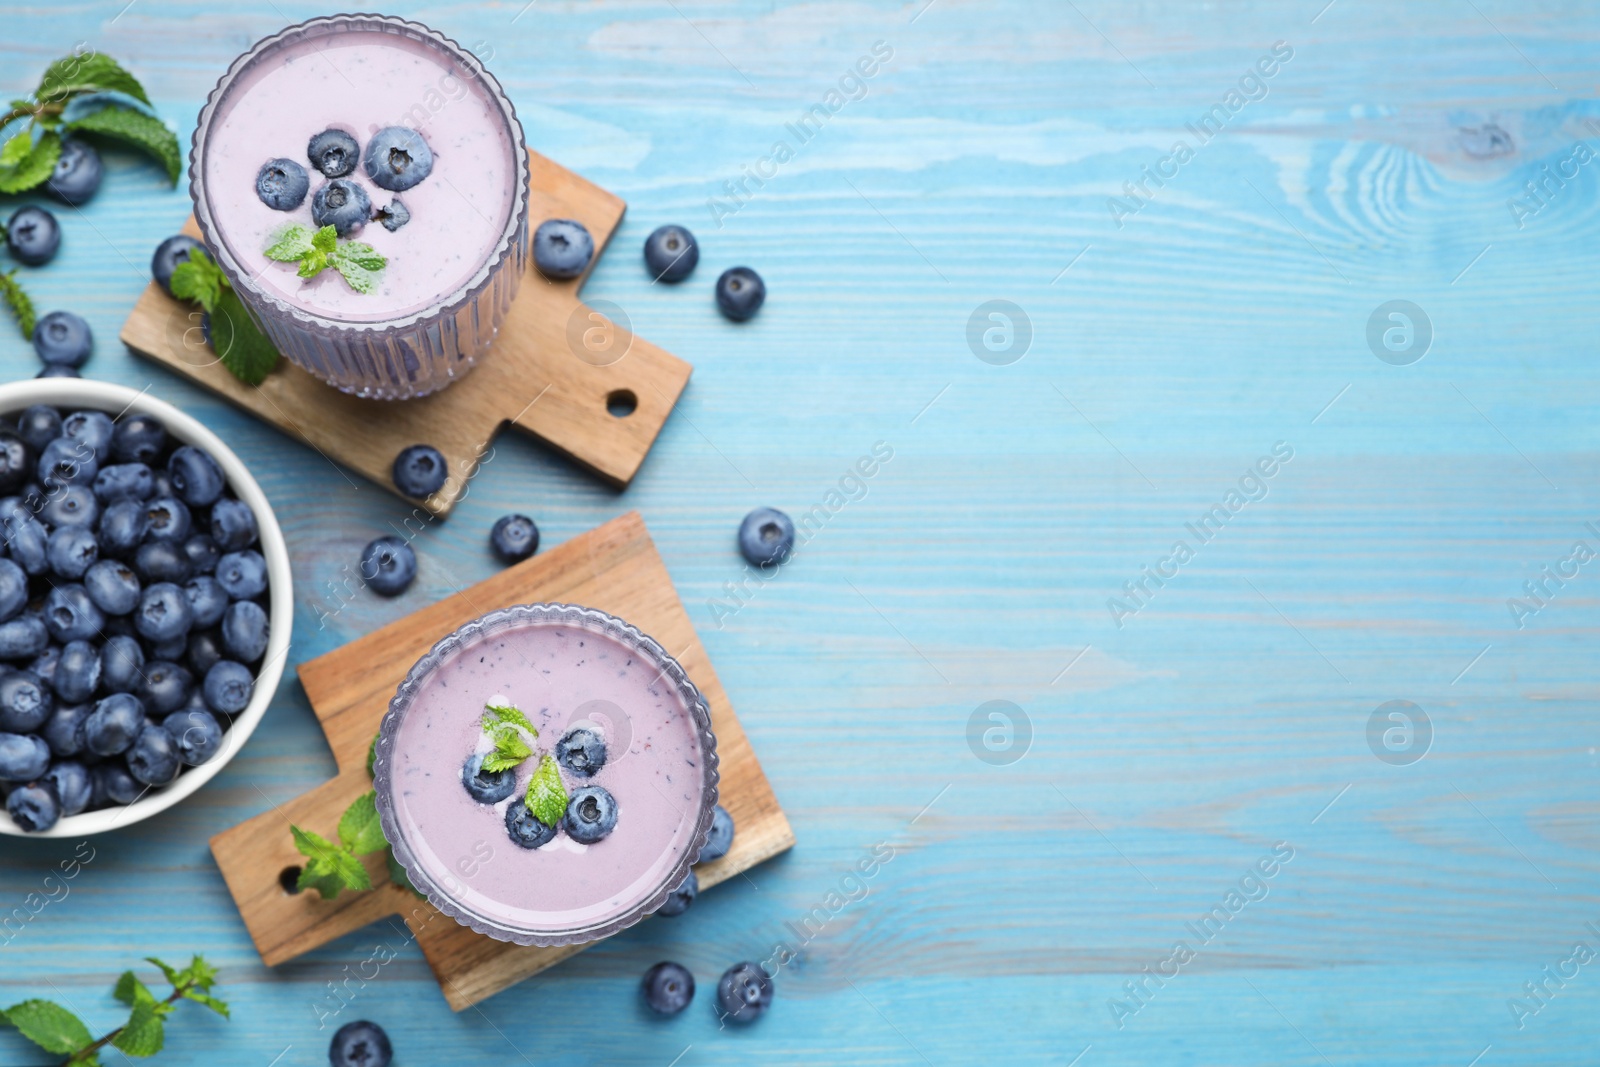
top-left (188, 13), bottom-right (531, 336)
top-left (373, 602), bottom-right (721, 947)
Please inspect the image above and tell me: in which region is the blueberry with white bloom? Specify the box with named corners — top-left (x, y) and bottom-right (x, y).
top-left (43, 760), bottom-right (92, 816)
top-left (53, 640), bottom-right (101, 704)
top-left (0, 616), bottom-right (49, 660)
top-left (657, 869), bottom-right (697, 916)
top-left (312, 179), bottom-right (372, 237)
top-left (184, 534), bottom-right (220, 575)
top-left (699, 804), bottom-right (735, 861)
top-left (94, 462), bottom-right (154, 504)
top-left (143, 495), bottom-right (191, 542)
top-left (166, 707), bottom-right (223, 766)
top-left (137, 660), bottom-right (194, 716)
top-left (563, 785), bottom-right (619, 844)
top-left (533, 218), bottom-right (594, 280)
top-left (97, 498), bottom-right (151, 556)
top-left (83, 560), bottom-right (141, 616)
top-left (215, 550), bottom-right (266, 600)
top-left (94, 761), bottom-right (143, 805)
top-left (126, 724), bottom-right (180, 786)
top-left (221, 600), bottom-right (268, 663)
top-left (0, 670), bottom-right (52, 733)
top-left (41, 702), bottom-right (90, 756)
top-left (461, 752), bottom-right (517, 804)
top-left (0, 559), bottom-right (27, 622)
top-left (14, 406), bottom-right (62, 453)
top-left (203, 660), bottom-right (253, 715)
top-left (134, 539), bottom-right (190, 583)
top-left (85, 693), bottom-right (145, 756)
top-left (307, 129), bottom-right (360, 178)
top-left (61, 410), bottom-right (114, 463)
top-left (39, 485), bottom-right (97, 529)
top-left (99, 635), bottom-right (145, 693)
top-left (184, 575), bottom-right (228, 629)
top-left (38, 436), bottom-right (97, 488)
top-left (134, 582), bottom-right (192, 644)
top-left (209, 497), bottom-right (257, 551)
top-left (0, 732), bottom-right (51, 782)
top-left (256, 157), bottom-right (310, 210)
top-left (32, 311), bottom-right (93, 368)
top-left (6, 783), bottom-right (59, 831)
top-left (167, 446), bottom-right (225, 507)
top-left (363, 127), bottom-right (433, 191)
top-left (43, 584), bottom-right (103, 644)
top-left (151, 236), bottom-right (203, 298)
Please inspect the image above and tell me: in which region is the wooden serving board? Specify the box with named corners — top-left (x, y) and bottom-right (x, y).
top-left (121, 150), bottom-right (690, 513)
top-left (208, 511), bottom-right (793, 1010)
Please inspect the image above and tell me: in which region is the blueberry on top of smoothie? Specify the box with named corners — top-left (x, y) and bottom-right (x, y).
top-left (255, 158), bottom-right (309, 210)
top-left (307, 129), bottom-right (360, 178)
top-left (555, 726), bottom-right (606, 778)
top-left (461, 752), bottom-right (517, 804)
top-left (363, 127), bottom-right (433, 192)
top-left (505, 798), bottom-right (558, 849)
top-left (374, 198), bottom-right (410, 232)
top-left (563, 784), bottom-right (618, 844)
top-left (312, 179), bottom-right (372, 237)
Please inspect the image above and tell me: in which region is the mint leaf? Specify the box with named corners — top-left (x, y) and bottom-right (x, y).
top-left (37, 52), bottom-right (151, 105)
top-left (175, 955), bottom-right (217, 993)
top-left (209, 287), bottom-right (279, 385)
top-left (181, 990), bottom-right (230, 1019)
top-left (143, 957), bottom-right (180, 988)
top-left (0, 269), bottom-right (36, 339)
top-left (331, 241), bottom-right (385, 272)
top-left (1, 998), bottom-right (93, 1055)
top-left (0, 129), bottom-right (60, 194)
top-left (338, 790), bottom-right (387, 856)
top-left (168, 250), bottom-right (224, 313)
top-left (111, 1001), bottom-right (165, 1057)
top-left (292, 824), bottom-right (371, 898)
top-left (113, 971), bottom-right (156, 1008)
top-left (263, 224), bottom-right (315, 262)
top-left (480, 747), bottom-right (527, 774)
top-left (67, 105), bottom-right (180, 183)
top-left (295, 248), bottom-right (329, 279)
top-left (291, 824), bottom-right (341, 865)
top-left (330, 254), bottom-right (381, 295)
top-left (312, 225), bottom-right (337, 255)
top-left (484, 702), bottom-right (536, 736)
top-left (525, 753), bottom-right (568, 827)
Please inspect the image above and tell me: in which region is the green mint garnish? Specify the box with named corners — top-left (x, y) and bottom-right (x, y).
top-left (481, 701), bottom-right (536, 774)
top-left (0, 268), bottom-right (38, 339)
top-left (289, 790), bottom-right (388, 900)
top-left (168, 248), bottom-right (280, 386)
top-left (264, 223), bottom-right (386, 294)
top-left (525, 753), bottom-right (568, 827)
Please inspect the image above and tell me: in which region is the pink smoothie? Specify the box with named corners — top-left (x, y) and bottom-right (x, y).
top-left (201, 31), bottom-right (517, 322)
top-left (388, 617), bottom-right (708, 932)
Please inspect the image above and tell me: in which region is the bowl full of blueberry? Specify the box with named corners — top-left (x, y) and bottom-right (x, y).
top-left (0, 379), bottom-right (291, 836)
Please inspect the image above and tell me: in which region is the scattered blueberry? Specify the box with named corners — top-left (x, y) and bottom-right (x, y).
top-left (642, 961), bottom-right (696, 1015)
top-left (210, 497), bottom-right (257, 551)
top-left (0, 671), bottom-right (52, 733)
top-left (563, 785), bottom-right (619, 844)
top-left (167, 445), bottom-right (225, 507)
top-left (43, 760), bottom-right (92, 816)
top-left (359, 537), bottom-right (416, 597)
top-left (533, 218), bottom-right (594, 280)
top-left (53, 640), bottom-right (100, 704)
top-left (4, 515), bottom-right (49, 574)
top-left (203, 660), bottom-right (253, 715)
top-left (41, 703), bottom-right (89, 757)
top-left (307, 129), bottom-right (360, 178)
top-left (738, 507), bottom-right (794, 567)
top-left (461, 752), bottom-right (517, 804)
top-left (716, 961), bottom-right (773, 1024)
top-left (134, 582), bottom-right (192, 644)
top-left (46, 525), bottom-right (99, 580)
top-left (700, 804), bottom-right (735, 862)
top-left (391, 445), bottom-right (447, 499)
top-left (15, 406), bottom-right (62, 453)
top-left (184, 575), bottom-right (228, 629)
top-left (504, 799), bottom-right (559, 849)
top-left (256, 157), bottom-right (310, 211)
top-left (0, 431), bottom-right (30, 495)
top-left (363, 127), bottom-right (432, 192)
top-left (0, 559), bottom-right (27, 622)
top-left (39, 437), bottom-right (97, 489)
top-left (46, 139), bottom-right (103, 206)
top-left (111, 415), bottom-right (166, 465)
top-left (6, 782), bottom-right (59, 831)
top-left (94, 761), bottom-right (143, 805)
top-left (715, 267), bottom-right (766, 322)
top-left (312, 179), bottom-right (372, 236)
top-left (0, 616), bottom-right (49, 659)
top-left (644, 225), bottom-right (699, 283)
top-left (143, 495), bottom-right (192, 542)
top-left (151, 236), bottom-right (204, 297)
top-left (44, 584), bottom-right (103, 644)
top-left (215, 550), bottom-right (267, 600)
top-left (83, 560), bottom-right (141, 617)
top-left (135, 539), bottom-right (191, 584)
top-left (489, 514), bottom-right (539, 563)
top-left (100, 635), bottom-right (145, 693)
top-left (61, 410), bottom-right (114, 463)
top-left (374, 199), bottom-right (409, 232)
top-left (221, 600), bottom-right (269, 663)
top-left (555, 726), bottom-right (606, 779)
top-left (32, 311), bottom-right (93, 368)
top-left (166, 707), bottom-right (223, 766)
top-left (96, 500), bottom-right (150, 559)
top-left (126, 724), bottom-right (180, 786)
top-left (5, 206), bottom-right (60, 266)
top-left (0, 732), bottom-right (51, 782)
top-left (39, 485), bottom-right (98, 529)
top-left (94, 462), bottom-right (155, 504)
top-left (328, 1020), bottom-right (392, 1067)
top-left (137, 660), bottom-right (194, 716)
top-left (183, 534), bottom-right (220, 575)
top-left (85, 693), bottom-right (145, 756)
top-left (657, 870), bottom-right (697, 917)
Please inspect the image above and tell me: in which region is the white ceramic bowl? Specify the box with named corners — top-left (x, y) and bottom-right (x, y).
top-left (0, 380), bottom-right (292, 837)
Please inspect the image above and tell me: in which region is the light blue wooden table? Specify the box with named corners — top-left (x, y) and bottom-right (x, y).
top-left (3, 1), bottom-right (1598, 1063)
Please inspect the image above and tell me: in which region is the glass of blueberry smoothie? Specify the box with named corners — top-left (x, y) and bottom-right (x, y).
top-left (190, 14), bottom-right (530, 399)
top-left (374, 604), bottom-right (719, 946)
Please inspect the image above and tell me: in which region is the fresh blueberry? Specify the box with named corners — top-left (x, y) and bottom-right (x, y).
top-left (307, 129), bottom-right (360, 178)
top-left (186, 628), bottom-right (224, 678)
top-left (126, 723), bottom-right (180, 786)
top-left (183, 534), bottom-right (220, 575)
top-left (84, 560), bottom-right (141, 615)
top-left (47, 138), bottom-right (103, 205)
top-left (15, 406), bottom-right (62, 453)
top-left (85, 693), bottom-right (145, 756)
top-left (46, 525), bottom-right (98, 579)
top-left (215, 550), bottom-right (266, 600)
top-left (504, 799), bottom-right (558, 849)
top-left (715, 267), bottom-right (766, 322)
top-left (374, 198), bottom-right (409, 232)
top-left (202, 660), bottom-right (253, 715)
top-left (2, 513), bottom-right (47, 574)
top-left (43, 760), bottom-right (93, 816)
top-left (0, 616), bottom-right (49, 660)
top-left (209, 497), bottom-right (257, 551)
top-left (391, 445), bottom-right (447, 499)
top-left (18, 483), bottom-right (46, 512)
top-left (563, 785), bottom-right (619, 844)
top-left (137, 660), bottom-right (193, 716)
top-left (39, 485), bottom-right (98, 529)
top-left (94, 761), bottom-right (143, 805)
top-left (149, 470), bottom-right (174, 498)
top-left (328, 1020), bottom-right (392, 1067)
top-left (41, 702), bottom-right (90, 756)
top-left (716, 962), bottom-right (773, 1024)
top-left (657, 870), bottom-right (697, 917)
top-left (148, 634), bottom-right (187, 662)
top-left (94, 462), bottom-right (154, 504)
top-left (533, 219), bottom-right (594, 280)
top-left (97, 499), bottom-right (151, 556)
top-left (28, 647), bottom-right (59, 688)
top-left (555, 726), bottom-right (606, 779)
top-left (111, 415), bottom-right (167, 465)
top-left (0, 670), bottom-right (52, 732)
top-left (311, 179), bottom-right (371, 237)
top-left (0, 559), bottom-right (26, 622)
top-left (700, 804), bottom-right (735, 862)
top-left (165, 707), bottom-right (223, 766)
top-left (62, 410), bottom-right (115, 464)
top-left (5, 206), bottom-right (60, 266)
top-left (644, 224), bottom-right (699, 283)
top-left (39, 437), bottom-right (98, 490)
top-left (642, 961), bottom-right (696, 1015)
top-left (359, 537), bottom-right (415, 597)
top-left (6, 782), bottom-right (59, 831)
top-left (100, 635), bottom-right (145, 693)
top-left (0, 732), bottom-right (51, 782)
top-left (183, 575), bottom-right (228, 629)
top-left (134, 539), bottom-right (191, 583)
top-left (489, 514), bottom-right (539, 563)
top-left (221, 600), bottom-right (268, 663)
top-left (44, 584), bottom-right (103, 643)
top-left (738, 507), bottom-right (794, 567)
top-left (143, 495), bottom-right (191, 544)
top-left (363, 127), bottom-right (432, 192)
top-left (0, 431), bottom-right (30, 495)
top-left (134, 582), bottom-right (191, 643)
top-left (167, 446), bottom-right (225, 507)
top-left (35, 366), bottom-right (79, 379)
top-left (151, 236), bottom-right (204, 297)
top-left (53, 640), bottom-right (100, 704)
top-left (32, 311), bottom-right (93, 368)
top-left (461, 752), bottom-right (517, 804)
top-left (255, 157), bottom-right (310, 210)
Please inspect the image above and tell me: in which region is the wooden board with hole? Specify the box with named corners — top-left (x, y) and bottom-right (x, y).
top-left (120, 150), bottom-right (689, 513)
top-left (207, 511), bottom-right (793, 1010)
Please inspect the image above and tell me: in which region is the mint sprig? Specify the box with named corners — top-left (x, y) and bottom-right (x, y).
top-left (168, 248), bottom-right (280, 386)
top-left (0, 267), bottom-right (36, 338)
top-left (525, 753), bottom-right (568, 827)
top-left (264, 224), bottom-right (386, 294)
top-left (0, 954), bottom-right (228, 1064)
top-left (290, 790), bottom-right (387, 900)
top-left (481, 701), bottom-right (536, 774)
top-left (0, 50), bottom-right (180, 191)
